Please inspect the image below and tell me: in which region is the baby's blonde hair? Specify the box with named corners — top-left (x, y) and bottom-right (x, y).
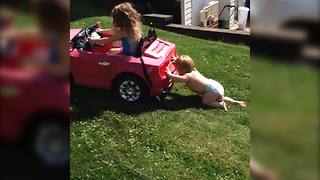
top-left (112, 2), bottom-right (142, 41)
top-left (176, 55), bottom-right (195, 73)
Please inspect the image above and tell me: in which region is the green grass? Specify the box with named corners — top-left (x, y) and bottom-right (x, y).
top-left (70, 14), bottom-right (249, 180)
top-left (251, 59), bottom-right (319, 180)
top-left (0, 7), bottom-right (36, 28)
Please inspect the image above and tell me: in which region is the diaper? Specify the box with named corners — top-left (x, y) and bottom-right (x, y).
top-left (205, 79), bottom-right (224, 97)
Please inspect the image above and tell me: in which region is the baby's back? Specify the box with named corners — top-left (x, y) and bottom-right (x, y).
top-left (185, 70), bottom-right (208, 94)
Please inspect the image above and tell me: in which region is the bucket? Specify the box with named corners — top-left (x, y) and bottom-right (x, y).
top-left (238, 6), bottom-right (249, 30)
top-left (218, 19), bottom-right (229, 29)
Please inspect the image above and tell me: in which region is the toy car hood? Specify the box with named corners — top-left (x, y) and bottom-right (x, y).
top-left (70, 29), bottom-right (81, 41)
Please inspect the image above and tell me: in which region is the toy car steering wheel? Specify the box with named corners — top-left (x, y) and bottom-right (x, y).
top-left (71, 24), bottom-right (104, 50)
top-left (85, 26), bottom-right (91, 38)
top-left (87, 27), bottom-right (105, 47)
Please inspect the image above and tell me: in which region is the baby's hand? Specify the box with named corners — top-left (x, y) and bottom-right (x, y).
top-left (170, 56), bottom-right (177, 62)
top-left (165, 67), bottom-right (172, 77)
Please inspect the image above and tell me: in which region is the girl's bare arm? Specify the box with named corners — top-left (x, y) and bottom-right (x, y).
top-left (97, 28), bottom-right (114, 35)
top-left (88, 32), bottom-right (122, 45)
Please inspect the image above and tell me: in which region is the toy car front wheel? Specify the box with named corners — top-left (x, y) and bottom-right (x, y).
top-left (27, 117), bottom-right (69, 167)
top-left (114, 76), bottom-right (149, 102)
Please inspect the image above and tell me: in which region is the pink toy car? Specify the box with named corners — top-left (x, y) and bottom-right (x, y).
top-left (0, 36), bottom-right (69, 167)
top-left (70, 24), bottom-right (177, 102)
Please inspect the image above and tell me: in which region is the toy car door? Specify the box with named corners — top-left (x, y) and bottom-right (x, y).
top-left (70, 49), bottom-right (121, 89)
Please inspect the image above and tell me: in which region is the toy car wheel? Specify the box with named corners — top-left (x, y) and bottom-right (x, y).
top-left (115, 76), bottom-right (148, 102)
top-left (28, 118), bottom-right (69, 167)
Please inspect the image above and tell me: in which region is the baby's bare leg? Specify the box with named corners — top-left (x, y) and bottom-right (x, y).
top-left (202, 93), bottom-right (228, 111)
top-left (222, 96), bottom-right (246, 107)
top-left (201, 92), bottom-right (217, 104)
top-left (208, 101), bottom-right (228, 111)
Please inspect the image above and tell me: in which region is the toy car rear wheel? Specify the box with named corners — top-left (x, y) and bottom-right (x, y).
top-left (114, 75), bottom-right (149, 103)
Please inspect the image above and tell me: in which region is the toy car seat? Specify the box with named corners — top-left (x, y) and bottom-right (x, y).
top-left (133, 28), bottom-right (158, 89)
top-left (134, 28), bottom-right (157, 58)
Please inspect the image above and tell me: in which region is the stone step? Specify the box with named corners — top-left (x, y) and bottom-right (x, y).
top-left (165, 23), bottom-right (250, 45)
top-left (142, 14), bottom-right (173, 27)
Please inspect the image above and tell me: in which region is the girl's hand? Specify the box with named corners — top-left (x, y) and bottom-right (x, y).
top-left (96, 28), bottom-right (103, 33)
top-left (88, 38), bottom-right (97, 45)
top-left (95, 21), bottom-right (101, 28)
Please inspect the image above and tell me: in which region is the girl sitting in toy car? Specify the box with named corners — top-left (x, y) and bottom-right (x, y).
top-left (89, 3), bottom-right (142, 56)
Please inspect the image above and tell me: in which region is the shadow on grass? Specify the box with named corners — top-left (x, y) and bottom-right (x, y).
top-left (71, 84), bottom-right (207, 121)
top-left (0, 140), bottom-right (69, 180)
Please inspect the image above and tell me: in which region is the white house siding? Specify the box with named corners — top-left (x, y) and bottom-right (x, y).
top-left (191, 0), bottom-right (206, 26)
top-left (181, 0), bottom-right (245, 27)
top-left (181, 0), bottom-right (192, 25)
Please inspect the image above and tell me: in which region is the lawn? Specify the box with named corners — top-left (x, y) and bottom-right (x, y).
top-left (70, 3), bottom-right (250, 179)
top-left (251, 59), bottom-right (319, 180)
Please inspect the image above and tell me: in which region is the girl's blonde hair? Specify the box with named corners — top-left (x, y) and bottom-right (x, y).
top-left (176, 55), bottom-right (195, 73)
top-left (112, 3), bottom-right (142, 41)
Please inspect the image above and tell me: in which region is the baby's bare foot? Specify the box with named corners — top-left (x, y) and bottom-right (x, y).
top-left (238, 101), bottom-right (246, 107)
top-left (220, 102), bottom-right (228, 111)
